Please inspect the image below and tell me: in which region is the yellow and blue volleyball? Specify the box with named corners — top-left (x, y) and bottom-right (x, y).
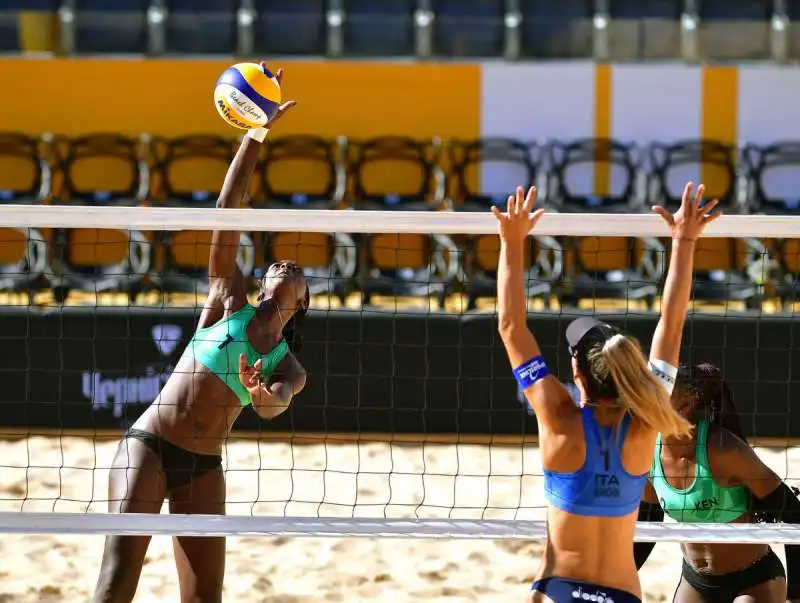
top-left (213, 63), bottom-right (282, 130)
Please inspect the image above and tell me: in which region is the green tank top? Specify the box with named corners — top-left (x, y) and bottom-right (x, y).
top-left (651, 420), bottom-right (750, 523)
top-left (181, 304), bottom-right (289, 406)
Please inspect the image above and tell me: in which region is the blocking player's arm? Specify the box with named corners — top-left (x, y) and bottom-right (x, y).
top-left (648, 232), bottom-right (694, 380)
top-left (633, 480), bottom-right (663, 570)
top-left (496, 230), bottom-right (572, 427)
top-left (650, 182), bottom-right (720, 395)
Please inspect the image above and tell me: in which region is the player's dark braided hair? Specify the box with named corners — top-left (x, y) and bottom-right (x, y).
top-left (677, 362), bottom-right (746, 442)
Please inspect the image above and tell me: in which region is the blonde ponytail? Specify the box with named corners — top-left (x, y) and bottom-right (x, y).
top-left (586, 334), bottom-right (692, 437)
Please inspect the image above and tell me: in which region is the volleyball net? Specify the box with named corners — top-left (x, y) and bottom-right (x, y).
top-left (1, 206), bottom-right (800, 543)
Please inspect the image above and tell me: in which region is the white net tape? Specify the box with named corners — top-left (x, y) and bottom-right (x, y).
top-left (0, 204), bottom-right (798, 237)
top-left (2, 512), bottom-right (800, 543)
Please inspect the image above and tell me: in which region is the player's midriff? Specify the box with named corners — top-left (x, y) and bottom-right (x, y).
top-left (131, 357), bottom-right (250, 456)
top-left (534, 507), bottom-right (642, 599)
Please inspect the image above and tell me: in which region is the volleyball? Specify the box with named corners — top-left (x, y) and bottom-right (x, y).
top-left (214, 62), bottom-right (282, 130)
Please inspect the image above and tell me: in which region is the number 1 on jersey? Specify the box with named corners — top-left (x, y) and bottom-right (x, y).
top-left (218, 334), bottom-right (234, 350)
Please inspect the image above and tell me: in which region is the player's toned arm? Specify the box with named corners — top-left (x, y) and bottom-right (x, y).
top-left (494, 187), bottom-right (572, 426)
top-left (208, 65), bottom-right (297, 299)
top-left (240, 353), bottom-right (306, 421)
top-left (208, 135), bottom-right (263, 292)
top-left (650, 182), bottom-right (719, 370)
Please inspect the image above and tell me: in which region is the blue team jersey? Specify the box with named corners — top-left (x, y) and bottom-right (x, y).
top-left (543, 406), bottom-right (647, 517)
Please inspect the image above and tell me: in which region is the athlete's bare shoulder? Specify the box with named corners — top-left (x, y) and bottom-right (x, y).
top-left (196, 274), bottom-right (249, 330)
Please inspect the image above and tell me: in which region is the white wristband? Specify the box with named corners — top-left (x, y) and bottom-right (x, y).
top-left (648, 358), bottom-right (678, 395)
top-left (245, 127), bottom-right (269, 143)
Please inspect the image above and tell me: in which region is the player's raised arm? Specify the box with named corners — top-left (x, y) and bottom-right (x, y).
top-left (649, 182), bottom-right (720, 388)
top-left (493, 186), bottom-right (572, 425)
top-left (208, 65), bottom-right (297, 293)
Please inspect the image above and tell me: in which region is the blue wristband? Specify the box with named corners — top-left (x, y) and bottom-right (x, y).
top-left (513, 356), bottom-right (550, 390)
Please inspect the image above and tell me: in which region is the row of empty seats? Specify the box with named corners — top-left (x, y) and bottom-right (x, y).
top-left (0, 132), bottom-right (798, 311)
top-left (4, 0), bottom-right (800, 61)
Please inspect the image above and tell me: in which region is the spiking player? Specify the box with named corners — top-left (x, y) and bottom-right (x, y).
top-left (93, 66), bottom-right (306, 603)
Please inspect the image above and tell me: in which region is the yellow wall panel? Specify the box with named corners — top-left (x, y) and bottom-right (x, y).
top-left (593, 64), bottom-right (613, 197)
top-left (701, 66), bottom-right (738, 198)
top-left (1, 58), bottom-right (480, 140)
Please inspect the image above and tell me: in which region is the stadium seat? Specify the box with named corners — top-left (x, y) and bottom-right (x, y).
top-left (149, 135), bottom-right (255, 297)
top-left (607, 0), bottom-right (682, 60)
top-left (341, 0), bottom-right (415, 56)
top-left (164, 0), bottom-right (237, 54)
top-left (68, 0), bottom-right (148, 54)
top-left (0, 134), bottom-right (50, 298)
top-left (742, 143), bottom-right (800, 215)
top-left (547, 138), bottom-right (645, 213)
top-left (742, 143), bottom-right (800, 307)
top-left (256, 135), bottom-right (355, 301)
top-left (519, 0), bottom-right (594, 59)
top-left (696, 0), bottom-right (772, 60)
top-left (649, 140), bottom-right (764, 309)
top-left (350, 136), bottom-right (457, 307)
top-left (448, 138), bottom-right (562, 310)
top-left (0, 0), bottom-right (57, 53)
top-left (548, 138), bottom-right (663, 308)
top-left (48, 134), bottom-right (151, 304)
top-left (253, 0), bottom-right (326, 56)
top-left (431, 0), bottom-right (505, 57)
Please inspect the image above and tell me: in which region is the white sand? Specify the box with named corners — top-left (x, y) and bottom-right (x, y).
top-left (1, 436), bottom-right (797, 602)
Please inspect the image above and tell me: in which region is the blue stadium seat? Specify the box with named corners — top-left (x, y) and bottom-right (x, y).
top-left (2, 0), bottom-right (57, 8)
top-left (342, 0), bottom-right (414, 56)
top-left (520, 0), bottom-right (594, 58)
top-left (165, 0), bottom-right (237, 55)
top-left (432, 0), bottom-right (505, 57)
top-left (149, 135), bottom-right (255, 297)
top-left (448, 138), bottom-right (561, 310)
top-left (698, 0), bottom-right (772, 20)
top-left (49, 134), bottom-right (151, 303)
top-left (0, 0), bottom-right (57, 53)
top-left (608, 0), bottom-right (681, 19)
top-left (254, 0), bottom-right (326, 56)
top-left (0, 15), bottom-right (21, 53)
top-left (73, 0), bottom-right (148, 54)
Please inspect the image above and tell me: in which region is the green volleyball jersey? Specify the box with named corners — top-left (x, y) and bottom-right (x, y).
top-left (651, 420), bottom-right (750, 523)
top-left (182, 304), bottom-right (289, 406)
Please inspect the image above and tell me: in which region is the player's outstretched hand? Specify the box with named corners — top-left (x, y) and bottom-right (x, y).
top-left (652, 181), bottom-right (721, 242)
top-left (239, 353), bottom-right (265, 396)
top-left (491, 185), bottom-right (544, 244)
top-left (263, 64), bottom-right (297, 128)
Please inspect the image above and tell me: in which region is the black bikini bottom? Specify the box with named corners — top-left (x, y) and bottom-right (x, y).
top-left (680, 548), bottom-right (785, 603)
top-left (124, 428), bottom-right (222, 493)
